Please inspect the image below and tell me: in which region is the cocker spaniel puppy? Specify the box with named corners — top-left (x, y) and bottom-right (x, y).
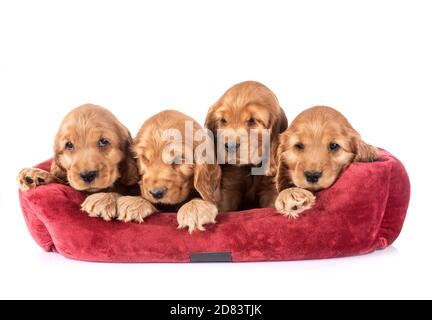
top-left (275, 105), bottom-right (378, 218)
top-left (116, 110), bottom-right (221, 233)
top-left (205, 81), bottom-right (287, 212)
top-left (18, 104), bottom-right (139, 220)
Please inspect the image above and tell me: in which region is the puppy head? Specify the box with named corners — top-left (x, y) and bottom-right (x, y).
top-left (276, 106), bottom-right (378, 192)
top-left (51, 104), bottom-right (138, 192)
top-left (205, 81), bottom-right (287, 175)
top-left (134, 110), bottom-right (221, 205)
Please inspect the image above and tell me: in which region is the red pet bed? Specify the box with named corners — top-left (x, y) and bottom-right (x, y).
top-left (18, 150), bottom-right (410, 263)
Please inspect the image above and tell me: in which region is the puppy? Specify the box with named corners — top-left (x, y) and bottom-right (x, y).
top-left (205, 81), bottom-right (287, 211)
top-left (17, 104), bottom-right (139, 220)
top-left (275, 105), bottom-right (378, 218)
top-left (117, 110), bottom-right (221, 233)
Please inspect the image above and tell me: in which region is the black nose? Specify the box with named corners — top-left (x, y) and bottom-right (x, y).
top-left (149, 187), bottom-right (167, 199)
top-left (304, 171), bottom-right (322, 184)
top-left (225, 141), bottom-right (241, 151)
top-left (80, 171), bottom-right (98, 183)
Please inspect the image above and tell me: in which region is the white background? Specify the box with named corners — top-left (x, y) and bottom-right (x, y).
top-left (0, 0), bottom-right (431, 299)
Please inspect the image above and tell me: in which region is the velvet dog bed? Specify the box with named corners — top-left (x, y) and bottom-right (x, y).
top-left (18, 149), bottom-right (410, 263)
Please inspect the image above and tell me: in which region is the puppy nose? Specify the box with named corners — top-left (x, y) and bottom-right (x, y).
top-left (149, 187), bottom-right (167, 199)
top-left (80, 171), bottom-right (98, 183)
top-left (304, 171), bottom-right (322, 184)
top-left (225, 141), bottom-right (241, 151)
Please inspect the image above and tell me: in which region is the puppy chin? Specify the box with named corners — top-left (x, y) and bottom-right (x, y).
top-left (142, 192), bottom-right (188, 206)
top-left (304, 184), bottom-right (323, 192)
top-left (68, 175), bottom-right (116, 192)
top-left (224, 151), bottom-right (263, 166)
top-left (294, 179), bottom-right (335, 192)
top-left (69, 181), bottom-right (98, 192)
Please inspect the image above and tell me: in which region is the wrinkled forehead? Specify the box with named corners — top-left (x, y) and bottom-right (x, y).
top-left (216, 103), bottom-right (271, 123)
top-left (289, 121), bottom-right (348, 144)
top-left (135, 139), bottom-right (193, 161)
top-left (58, 118), bottom-right (121, 145)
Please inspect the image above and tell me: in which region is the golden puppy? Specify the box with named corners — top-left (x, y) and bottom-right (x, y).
top-left (17, 104), bottom-right (139, 220)
top-left (205, 81), bottom-right (287, 211)
top-left (117, 110), bottom-right (221, 233)
top-left (275, 106), bottom-right (378, 218)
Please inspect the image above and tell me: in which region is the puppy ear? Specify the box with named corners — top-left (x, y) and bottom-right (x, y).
top-left (274, 107), bottom-right (288, 134)
top-left (119, 155), bottom-right (139, 186)
top-left (119, 133), bottom-right (140, 186)
top-left (275, 137), bottom-right (293, 192)
top-left (50, 135), bottom-right (67, 181)
top-left (267, 108), bottom-right (288, 176)
top-left (50, 155), bottom-right (67, 181)
top-left (204, 103), bottom-right (219, 136)
top-left (194, 163), bottom-right (221, 203)
top-left (351, 131), bottom-right (379, 162)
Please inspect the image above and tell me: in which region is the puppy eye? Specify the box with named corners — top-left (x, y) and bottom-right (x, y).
top-left (329, 143), bottom-right (340, 151)
top-left (294, 143), bottom-right (304, 150)
top-left (219, 118), bottom-right (227, 125)
top-left (98, 138), bottom-right (110, 148)
top-left (65, 142), bottom-right (74, 151)
top-left (247, 118), bottom-right (257, 126)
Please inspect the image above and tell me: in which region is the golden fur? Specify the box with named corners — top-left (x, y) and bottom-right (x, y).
top-left (18, 104), bottom-right (139, 220)
top-left (205, 81), bottom-right (287, 211)
top-left (275, 105), bottom-right (378, 217)
top-left (117, 110), bottom-right (221, 233)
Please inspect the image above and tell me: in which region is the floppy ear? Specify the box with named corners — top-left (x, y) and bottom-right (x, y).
top-left (274, 107), bottom-right (288, 134)
top-left (119, 132), bottom-right (140, 186)
top-left (194, 163), bottom-right (221, 203)
top-left (275, 137), bottom-right (293, 192)
top-left (50, 135), bottom-right (67, 181)
top-left (350, 131), bottom-right (379, 162)
top-left (50, 155), bottom-right (67, 181)
top-left (204, 103), bottom-right (219, 136)
top-left (267, 108), bottom-right (288, 176)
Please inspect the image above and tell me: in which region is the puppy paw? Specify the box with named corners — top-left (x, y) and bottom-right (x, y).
top-left (117, 196), bottom-right (157, 223)
top-left (275, 187), bottom-right (315, 219)
top-left (17, 168), bottom-right (61, 191)
top-left (177, 199), bottom-right (218, 233)
top-left (81, 193), bottom-right (120, 221)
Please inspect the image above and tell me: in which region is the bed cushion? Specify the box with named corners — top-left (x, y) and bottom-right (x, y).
top-left (18, 149), bottom-right (410, 262)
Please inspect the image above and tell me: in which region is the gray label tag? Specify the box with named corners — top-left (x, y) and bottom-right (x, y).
top-left (190, 251), bottom-right (232, 263)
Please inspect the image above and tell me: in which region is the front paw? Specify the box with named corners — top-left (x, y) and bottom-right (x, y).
top-left (17, 168), bottom-right (58, 191)
top-left (275, 187), bottom-right (315, 219)
top-left (117, 196), bottom-right (157, 223)
top-left (177, 199), bottom-right (218, 233)
top-left (81, 193), bottom-right (120, 221)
